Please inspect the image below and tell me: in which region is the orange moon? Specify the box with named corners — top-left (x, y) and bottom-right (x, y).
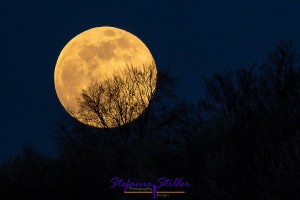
top-left (54, 27), bottom-right (156, 128)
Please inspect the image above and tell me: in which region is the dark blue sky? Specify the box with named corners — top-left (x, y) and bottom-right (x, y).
top-left (1, 0), bottom-right (300, 160)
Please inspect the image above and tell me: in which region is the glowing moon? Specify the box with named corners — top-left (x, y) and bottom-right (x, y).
top-left (54, 27), bottom-right (156, 128)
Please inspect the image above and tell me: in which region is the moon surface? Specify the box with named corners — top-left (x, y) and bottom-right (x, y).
top-left (54, 27), bottom-right (156, 128)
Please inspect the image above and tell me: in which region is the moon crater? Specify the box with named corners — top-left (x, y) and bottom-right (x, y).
top-left (104, 29), bottom-right (116, 36)
top-left (78, 45), bottom-right (98, 62)
top-left (97, 42), bottom-right (116, 60)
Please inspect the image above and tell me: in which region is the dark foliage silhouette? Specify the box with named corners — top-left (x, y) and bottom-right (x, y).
top-left (1, 41), bottom-right (300, 199)
top-left (187, 40), bottom-right (300, 199)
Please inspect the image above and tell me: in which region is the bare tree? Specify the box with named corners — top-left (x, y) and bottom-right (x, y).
top-left (194, 40), bottom-right (300, 199)
top-left (60, 63), bottom-right (184, 146)
top-left (74, 64), bottom-right (156, 127)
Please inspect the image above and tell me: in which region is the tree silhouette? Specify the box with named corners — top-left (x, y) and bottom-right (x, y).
top-left (48, 64), bottom-right (189, 199)
top-left (1, 41), bottom-right (300, 200)
top-left (192, 40), bottom-right (300, 199)
top-left (61, 63), bottom-right (185, 146)
top-left (74, 64), bottom-right (156, 128)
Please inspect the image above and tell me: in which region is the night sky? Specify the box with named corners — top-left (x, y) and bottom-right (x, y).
top-left (1, 0), bottom-right (300, 161)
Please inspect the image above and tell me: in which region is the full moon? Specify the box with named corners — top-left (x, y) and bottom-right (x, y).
top-left (54, 27), bottom-right (156, 128)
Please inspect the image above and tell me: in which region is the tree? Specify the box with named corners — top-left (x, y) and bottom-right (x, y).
top-left (60, 63), bottom-right (185, 146)
top-left (74, 64), bottom-right (156, 128)
top-left (193, 40), bottom-right (300, 199)
top-left (0, 145), bottom-right (56, 200)
top-left (51, 64), bottom-right (189, 199)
